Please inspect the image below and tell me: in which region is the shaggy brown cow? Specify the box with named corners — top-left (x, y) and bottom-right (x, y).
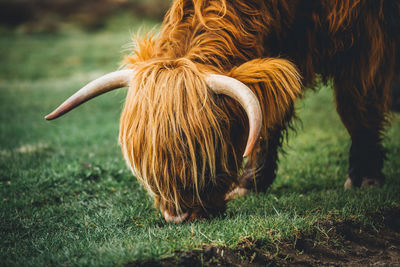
top-left (46, 0), bottom-right (400, 223)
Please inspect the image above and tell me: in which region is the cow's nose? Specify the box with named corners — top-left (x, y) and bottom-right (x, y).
top-left (163, 210), bottom-right (189, 223)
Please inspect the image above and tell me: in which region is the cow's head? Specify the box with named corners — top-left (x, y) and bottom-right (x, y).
top-left (45, 56), bottom-right (266, 222)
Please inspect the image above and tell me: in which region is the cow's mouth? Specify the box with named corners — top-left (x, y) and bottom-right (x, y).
top-left (162, 210), bottom-right (189, 223)
top-left (162, 201), bottom-right (228, 223)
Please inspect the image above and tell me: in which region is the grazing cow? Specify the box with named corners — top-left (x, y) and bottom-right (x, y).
top-left (46, 0), bottom-right (400, 223)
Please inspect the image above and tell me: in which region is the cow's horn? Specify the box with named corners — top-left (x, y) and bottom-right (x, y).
top-left (205, 74), bottom-right (262, 157)
top-left (45, 69), bottom-right (135, 120)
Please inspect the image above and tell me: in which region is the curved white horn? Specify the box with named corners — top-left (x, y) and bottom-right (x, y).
top-left (45, 69), bottom-right (135, 120)
top-left (205, 74), bottom-right (262, 157)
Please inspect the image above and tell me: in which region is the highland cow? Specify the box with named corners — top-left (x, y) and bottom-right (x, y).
top-left (46, 0), bottom-right (400, 223)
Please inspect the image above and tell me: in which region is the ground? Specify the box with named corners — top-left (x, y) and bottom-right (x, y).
top-left (129, 208), bottom-right (400, 266)
top-left (0, 21), bottom-right (399, 266)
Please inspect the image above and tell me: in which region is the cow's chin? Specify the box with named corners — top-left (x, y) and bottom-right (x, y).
top-left (161, 206), bottom-right (224, 223)
top-left (162, 210), bottom-right (189, 223)
top-left (160, 205), bottom-right (201, 224)
top-left (161, 208), bottom-right (207, 224)
top-left (159, 193), bottom-right (229, 223)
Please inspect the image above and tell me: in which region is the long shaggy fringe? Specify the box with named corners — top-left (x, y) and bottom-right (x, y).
top-left (119, 58), bottom-right (240, 212)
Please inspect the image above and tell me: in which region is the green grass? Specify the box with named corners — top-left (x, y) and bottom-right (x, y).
top-left (1, 26), bottom-right (399, 266)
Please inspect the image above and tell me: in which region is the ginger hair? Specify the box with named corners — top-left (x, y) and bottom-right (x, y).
top-left (120, 0), bottom-right (306, 213)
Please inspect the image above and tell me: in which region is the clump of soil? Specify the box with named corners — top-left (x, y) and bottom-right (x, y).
top-left (276, 217), bottom-right (400, 266)
top-left (128, 208), bottom-right (400, 266)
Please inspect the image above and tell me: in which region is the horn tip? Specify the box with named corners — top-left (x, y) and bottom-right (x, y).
top-left (44, 113), bottom-right (56, 120)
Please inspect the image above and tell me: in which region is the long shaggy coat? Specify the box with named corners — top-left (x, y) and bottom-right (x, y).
top-left (119, 0), bottom-right (399, 219)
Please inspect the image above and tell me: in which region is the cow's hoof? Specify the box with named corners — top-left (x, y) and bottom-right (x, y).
top-left (344, 176), bottom-right (383, 189)
top-left (361, 177), bottom-right (383, 187)
top-left (225, 186), bottom-right (249, 201)
top-left (344, 177), bottom-right (353, 189)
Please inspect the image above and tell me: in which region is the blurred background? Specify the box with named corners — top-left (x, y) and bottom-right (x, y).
top-left (0, 0), bottom-right (171, 152)
top-left (0, 0), bottom-right (170, 34)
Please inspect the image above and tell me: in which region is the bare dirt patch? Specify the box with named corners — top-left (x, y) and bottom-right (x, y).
top-left (128, 208), bottom-right (400, 266)
top-left (276, 215), bottom-right (400, 266)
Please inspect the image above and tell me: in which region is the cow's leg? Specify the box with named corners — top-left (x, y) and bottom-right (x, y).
top-left (227, 128), bottom-right (284, 199)
top-left (391, 78), bottom-right (400, 112)
top-left (334, 84), bottom-right (388, 188)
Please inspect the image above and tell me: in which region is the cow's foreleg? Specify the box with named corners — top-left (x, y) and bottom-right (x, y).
top-left (231, 128), bottom-right (284, 198)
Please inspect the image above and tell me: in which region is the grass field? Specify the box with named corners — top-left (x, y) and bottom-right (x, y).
top-left (1, 25), bottom-right (399, 266)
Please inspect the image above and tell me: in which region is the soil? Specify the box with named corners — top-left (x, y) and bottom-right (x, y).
top-left (127, 208), bottom-right (400, 266)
